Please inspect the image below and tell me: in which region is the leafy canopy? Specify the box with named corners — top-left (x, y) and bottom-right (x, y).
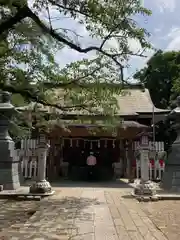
top-left (134, 50), bottom-right (180, 109)
top-left (0, 0), bottom-right (152, 135)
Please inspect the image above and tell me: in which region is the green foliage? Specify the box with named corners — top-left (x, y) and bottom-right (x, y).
top-left (134, 50), bottom-right (180, 109)
top-left (0, 0), bottom-right (152, 137)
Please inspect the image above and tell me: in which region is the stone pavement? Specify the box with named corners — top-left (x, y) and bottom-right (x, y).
top-left (0, 184), bottom-right (168, 240)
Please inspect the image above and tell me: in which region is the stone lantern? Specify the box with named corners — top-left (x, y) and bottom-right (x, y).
top-left (0, 91), bottom-right (20, 190)
top-left (134, 132), bottom-right (157, 196)
top-left (29, 134), bottom-right (53, 195)
top-left (162, 96), bottom-right (180, 191)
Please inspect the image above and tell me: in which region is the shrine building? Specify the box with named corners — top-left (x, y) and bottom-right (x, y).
top-left (18, 84), bottom-right (169, 180)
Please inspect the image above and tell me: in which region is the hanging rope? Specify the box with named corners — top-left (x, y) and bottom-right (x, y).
top-left (61, 137), bottom-right (121, 148)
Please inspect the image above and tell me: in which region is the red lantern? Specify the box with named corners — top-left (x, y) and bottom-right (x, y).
top-left (159, 159), bottom-right (164, 168)
top-left (149, 159), bottom-right (155, 168)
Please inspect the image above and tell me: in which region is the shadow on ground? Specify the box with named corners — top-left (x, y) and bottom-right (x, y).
top-left (121, 194), bottom-right (134, 199)
top-left (40, 196), bottom-right (101, 222)
top-left (28, 196), bottom-right (102, 239)
top-left (49, 179), bottom-right (133, 189)
top-left (0, 199), bottom-right (39, 232)
top-left (0, 196), bottom-right (102, 239)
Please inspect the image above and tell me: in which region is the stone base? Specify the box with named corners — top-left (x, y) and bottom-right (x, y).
top-left (0, 167), bottom-right (20, 190)
top-left (133, 179), bottom-right (157, 196)
top-left (29, 180), bottom-right (52, 194)
top-left (161, 164), bottom-right (180, 191)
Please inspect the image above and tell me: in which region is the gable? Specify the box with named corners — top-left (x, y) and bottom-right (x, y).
top-left (117, 88), bottom-right (169, 116)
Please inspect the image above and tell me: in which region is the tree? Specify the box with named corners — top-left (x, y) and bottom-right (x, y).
top-left (134, 50), bottom-right (180, 148)
top-left (0, 0), bottom-right (152, 134)
top-left (134, 50), bottom-right (180, 109)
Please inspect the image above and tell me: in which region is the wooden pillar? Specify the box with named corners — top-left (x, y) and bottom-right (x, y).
top-left (120, 140), bottom-right (126, 177)
top-left (127, 140), bottom-right (134, 182)
top-left (47, 137), bottom-right (61, 180)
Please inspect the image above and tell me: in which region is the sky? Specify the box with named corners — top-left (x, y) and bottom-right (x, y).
top-left (126, 0), bottom-right (180, 78)
top-left (37, 0), bottom-right (180, 81)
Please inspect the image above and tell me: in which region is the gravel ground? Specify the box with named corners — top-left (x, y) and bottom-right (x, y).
top-left (0, 199), bottom-right (39, 233)
top-left (140, 200), bottom-right (180, 240)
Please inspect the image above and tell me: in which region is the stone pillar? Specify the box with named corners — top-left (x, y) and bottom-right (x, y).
top-left (140, 149), bottom-right (149, 182)
top-left (126, 141), bottom-right (135, 183)
top-left (0, 92), bottom-right (20, 190)
top-left (125, 140), bottom-right (131, 179)
top-left (134, 133), bottom-right (156, 196)
top-left (29, 137), bottom-right (53, 194)
top-left (162, 96), bottom-right (180, 191)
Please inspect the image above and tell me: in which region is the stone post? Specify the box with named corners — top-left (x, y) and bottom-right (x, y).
top-left (29, 135), bottom-right (53, 194)
top-left (140, 149), bottom-right (149, 182)
top-left (162, 96), bottom-right (180, 191)
top-left (0, 91), bottom-right (20, 190)
top-left (134, 133), bottom-right (157, 196)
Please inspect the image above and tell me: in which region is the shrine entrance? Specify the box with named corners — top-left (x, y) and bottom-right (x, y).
top-left (61, 137), bottom-right (122, 181)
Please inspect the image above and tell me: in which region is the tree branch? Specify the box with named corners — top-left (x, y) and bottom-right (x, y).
top-left (0, 4), bottom-right (124, 67)
top-left (0, 84), bottom-right (87, 111)
top-left (0, 4), bottom-right (147, 68)
top-left (0, 6), bottom-right (29, 34)
top-left (48, 0), bottom-right (93, 20)
top-left (26, 9), bottom-right (123, 66)
top-left (43, 66), bottom-right (102, 88)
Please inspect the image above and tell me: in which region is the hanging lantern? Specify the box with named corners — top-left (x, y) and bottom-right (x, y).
top-left (105, 139), bottom-right (107, 148)
top-left (76, 139), bottom-right (79, 147)
top-left (125, 140), bottom-right (128, 149)
top-left (113, 140), bottom-right (115, 148)
top-left (98, 140), bottom-right (100, 148)
top-left (70, 139), bottom-right (73, 147)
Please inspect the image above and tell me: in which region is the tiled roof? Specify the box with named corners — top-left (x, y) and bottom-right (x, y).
top-left (62, 120), bottom-right (148, 128)
top-left (117, 88), bottom-right (169, 116)
top-left (16, 88), bottom-right (169, 116)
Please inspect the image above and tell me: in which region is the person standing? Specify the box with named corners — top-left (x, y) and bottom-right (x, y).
top-left (87, 152), bottom-right (96, 166)
top-left (86, 152), bottom-right (97, 180)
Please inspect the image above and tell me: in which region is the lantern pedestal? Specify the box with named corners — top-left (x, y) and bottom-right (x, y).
top-left (134, 179), bottom-right (157, 196)
top-left (29, 180), bottom-right (52, 194)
